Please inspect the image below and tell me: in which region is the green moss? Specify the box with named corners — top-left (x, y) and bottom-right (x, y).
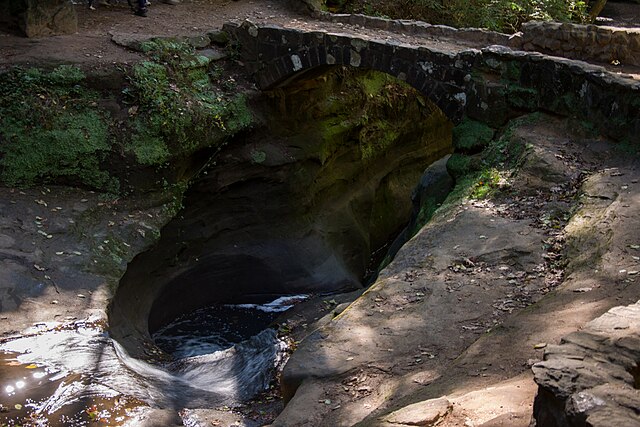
top-left (359, 72), bottom-right (388, 97)
top-left (129, 125), bottom-right (171, 166)
top-left (470, 168), bottom-right (502, 199)
top-left (359, 120), bottom-right (399, 161)
top-left (0, 65), bottom-right (119, 192)
top-left (447, 153), bottom-right (481, 179)
top-left (503, 61), bottom-right (521, 82)
top-left (251, 150), bottom-right (267, 164)
top-left (505, 84), bottom-right (539, 111)
top-left (124, 42), bottom-right (255, 166)
top-left (318, 115), bottom-right (352, 164)
top-left (432, 114), bottom-right (538, 222)
top-left (452, 119), bottom-right (495, 152)
top-left (410, 194), bottom-right (440, 235)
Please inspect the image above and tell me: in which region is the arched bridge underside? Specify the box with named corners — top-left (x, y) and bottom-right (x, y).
top-left (225, 20), bottom-right (639, 141)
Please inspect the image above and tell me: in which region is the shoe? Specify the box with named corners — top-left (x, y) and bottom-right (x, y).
top-left (135, 7), bottom-right (147, 16)
top-left (161, 0), bottom-right (179, 4)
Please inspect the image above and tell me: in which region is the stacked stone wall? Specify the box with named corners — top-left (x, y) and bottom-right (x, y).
top-left (520, 21), bottom-right (640, 67)
top-left (468, 45), bottom-right (640, 142)
top-left (316, 11), bottom-right (513, 47)
top-left (226, 21), bottom-right (640, 144)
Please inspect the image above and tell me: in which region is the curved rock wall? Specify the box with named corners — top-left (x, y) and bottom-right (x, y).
top-left (109, 69), bottom-right (453, 357)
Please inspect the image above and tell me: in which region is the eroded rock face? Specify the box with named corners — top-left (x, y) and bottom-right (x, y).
top-left (532, 301), bottom-right (640, 427)
top-left (109, 69), bottom-right (453, 357)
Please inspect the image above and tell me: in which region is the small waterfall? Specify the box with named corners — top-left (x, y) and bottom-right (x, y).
top-left (0, 298), bottom-right (300, 424)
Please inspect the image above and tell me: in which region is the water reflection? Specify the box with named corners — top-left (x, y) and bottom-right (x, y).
top-left (0, 295), bottom-right (305, 425)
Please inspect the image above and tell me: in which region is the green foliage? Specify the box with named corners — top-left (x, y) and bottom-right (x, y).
top-left (444, 114), bottom-right (537, 209)
top-left (453, 119), bottom-right (495, 153)
top-left (124, 40), bottom-right (254, 165)
top-left (470, 168), bottom-right (503, 199)
top-left (339, 0), bottom-right (590, 32)
top-left (0, 65), bottom-right (118, 192)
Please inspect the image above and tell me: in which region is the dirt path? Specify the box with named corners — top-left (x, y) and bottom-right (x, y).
top-left (0, 0), bottom-right (298, 68)
top-left (2, 0), bottom-right (639, 71)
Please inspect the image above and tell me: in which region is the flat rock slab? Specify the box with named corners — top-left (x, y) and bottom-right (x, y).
top-left (383, 397), bottom-right (452, 426)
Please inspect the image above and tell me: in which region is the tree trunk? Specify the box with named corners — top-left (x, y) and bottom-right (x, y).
top-left (589, 0), bottom-right (608, 23)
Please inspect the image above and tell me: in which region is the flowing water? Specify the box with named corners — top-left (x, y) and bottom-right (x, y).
top-left (0, 296), bottom-right (307, 426)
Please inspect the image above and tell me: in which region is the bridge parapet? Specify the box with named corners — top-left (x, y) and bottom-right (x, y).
top-left (225, 20), bottom-right (639, 142)
top-left (467, 45), bottom-right (640, 141)
top-left (225, 20), bottom-right (474, 123)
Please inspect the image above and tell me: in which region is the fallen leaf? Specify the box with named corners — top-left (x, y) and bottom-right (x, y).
top-left (534, 343), bottom-right (547, 349)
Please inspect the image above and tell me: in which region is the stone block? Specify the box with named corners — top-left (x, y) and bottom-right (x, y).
top-left (21, 0), bottom-right (77, 38)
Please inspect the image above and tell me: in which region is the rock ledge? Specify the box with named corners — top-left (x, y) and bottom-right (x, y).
top-left (532, 300), bottom-right (640, 426)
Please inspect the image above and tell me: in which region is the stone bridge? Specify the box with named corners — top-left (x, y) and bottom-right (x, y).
top-left (224, 19), bottom-right (640, 141)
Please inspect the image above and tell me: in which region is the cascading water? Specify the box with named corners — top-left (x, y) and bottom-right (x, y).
top-left (0, 296), bottom-right (307, 426)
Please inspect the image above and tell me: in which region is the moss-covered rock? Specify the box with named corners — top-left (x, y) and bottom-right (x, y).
top-left (452, 119), bottom-right (495, 153)
top-left (0, 66), bottom-right (118, 192)
top-left (0, 39), bottom-right (255, 195)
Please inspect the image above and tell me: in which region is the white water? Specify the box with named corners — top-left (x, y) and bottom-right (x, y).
top-left (0, 324), bottom-right (285, 418)
top-left (0, 295), bottom-right (310, 424)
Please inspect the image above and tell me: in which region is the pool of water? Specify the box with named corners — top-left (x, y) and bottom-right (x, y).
top-left (0, 295), bottom-right (307, 426)
top-left (153, 295), bottom-right (308, 359)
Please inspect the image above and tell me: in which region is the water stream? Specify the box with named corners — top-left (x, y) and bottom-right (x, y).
top-left (0, 296), bottom-right (306, 426)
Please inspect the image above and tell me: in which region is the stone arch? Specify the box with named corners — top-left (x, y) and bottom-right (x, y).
top-left (226, 21), bottom-right (473, 123)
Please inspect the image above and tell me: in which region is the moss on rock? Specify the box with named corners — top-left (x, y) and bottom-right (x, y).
top-left (0, 39), bottom-right (255, 195)
top-left (0, 65), bottom-right (118, 192)
top-left (452, 119), bottom-right (495, 153)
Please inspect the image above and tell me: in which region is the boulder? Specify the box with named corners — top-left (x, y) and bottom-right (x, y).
top-left (20, 0), bottom-right (77, 38)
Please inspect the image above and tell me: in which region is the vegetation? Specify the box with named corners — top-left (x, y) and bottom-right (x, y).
top-left (0, 66), bottom-right (119, 192)
top-left (0, 38), bottom-right (254, 194)
top-left (332, 0), bottom-right (592, 32)
top-left (314, 69), bottom-right (450, 163)
top-left (431, 114), bottom-right (539, 225)
top-left (124, 39), bottom-right (253, 166)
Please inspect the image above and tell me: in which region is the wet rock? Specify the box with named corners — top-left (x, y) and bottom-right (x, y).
top-left (382, 397), bottom-right (452, 426)
top-left (532, 300), bottom-right (640, 427)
